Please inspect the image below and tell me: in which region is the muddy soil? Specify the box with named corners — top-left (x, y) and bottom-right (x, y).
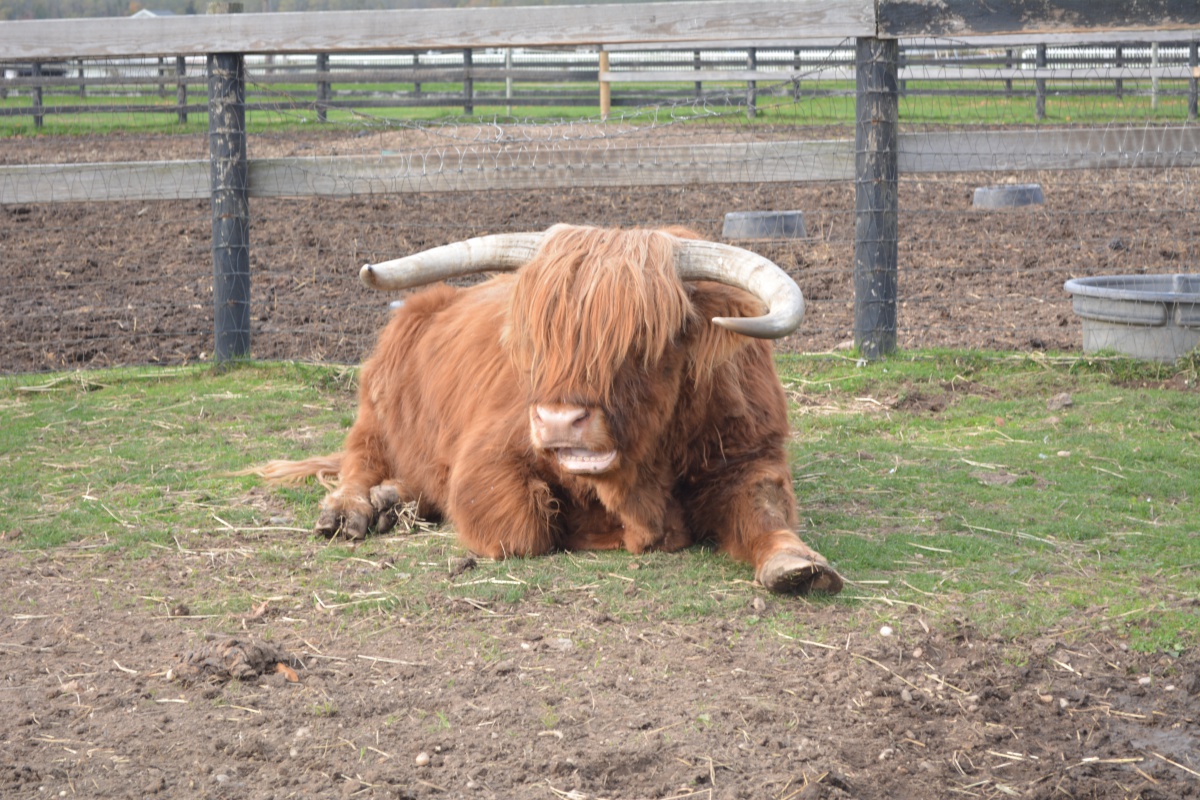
top-left (2, 540), bottom-right (1198, 800)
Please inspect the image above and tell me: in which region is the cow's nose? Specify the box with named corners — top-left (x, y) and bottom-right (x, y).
top-left (532, 405), bottom-right (589, 442)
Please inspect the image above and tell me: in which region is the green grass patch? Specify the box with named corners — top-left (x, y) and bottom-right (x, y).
top-left (2, 353), bottom-right (1196, 654)
top-left (5, 76), bottom-right (1194, 137)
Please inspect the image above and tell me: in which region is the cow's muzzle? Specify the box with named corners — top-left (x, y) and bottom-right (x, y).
top-left (530, 405), bottom-right (618, 475)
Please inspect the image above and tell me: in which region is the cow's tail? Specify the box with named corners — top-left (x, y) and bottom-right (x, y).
top-left (236, 454), bottom-right (343, 490)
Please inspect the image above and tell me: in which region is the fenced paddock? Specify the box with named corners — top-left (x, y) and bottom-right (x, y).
top-left (4, 9), bottom-right (1200, 798)
top-left (1, 1), bottom-right (1199, 373)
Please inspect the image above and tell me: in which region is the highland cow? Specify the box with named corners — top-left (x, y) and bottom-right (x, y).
top-left (257, 224), bottom-right (842, 594)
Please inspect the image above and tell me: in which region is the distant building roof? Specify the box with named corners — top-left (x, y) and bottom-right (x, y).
top-left (131, 9), bottom-right (177, 17)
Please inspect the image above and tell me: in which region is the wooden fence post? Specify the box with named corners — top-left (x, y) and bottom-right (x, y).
top-left (792, 48), bottom-right (800, 101)
top-left (853, 37), bottom-right (898, 360)
top-left (746, 47), bottom-right (757, 119)
top-left (1005, 48), bottom-right (1013, 98)
top-left (463, 48), bottom-right (474, 115)
top-left (694, 50), bottom-right (703, 100)
top-left (315, 52), bottom-right (329, 122)
top-left (1114, 44), bottom-right (1124, 100)
top-left (1150, 42), bottom-right (1159, 111)
top-left (176, 56), bottom-right (188, 124)
top-left (1035, 43), bottom-right (1047, 120)
top-left (207, 2), bottom-right (250, 363)
top-left (599, 50), bottom-right (611, 119)
top-left (505, 48), bottom-right (513, 116)
top-left (1189, 42), bottom-right (1198, 120)
top-left (32, 62), bottom-right (44, 129)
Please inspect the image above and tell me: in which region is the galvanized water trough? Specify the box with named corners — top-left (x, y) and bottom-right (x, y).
top-left (1064, 274), bottom-right (1200, 361)
top-left (972, 183), bottom-right (1045, 209)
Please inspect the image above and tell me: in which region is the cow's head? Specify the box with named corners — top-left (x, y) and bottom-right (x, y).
top-left (360, 224), bottom-right (804, 477)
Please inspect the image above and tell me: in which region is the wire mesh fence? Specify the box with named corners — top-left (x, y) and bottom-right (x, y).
top-left (2, 36), bottom-right (1198, 374)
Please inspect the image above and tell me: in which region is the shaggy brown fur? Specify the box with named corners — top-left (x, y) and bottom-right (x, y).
top-left (256, 225), bottom-right (841, 594)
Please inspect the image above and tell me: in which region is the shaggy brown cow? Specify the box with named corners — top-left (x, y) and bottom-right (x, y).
top-left (257, 224), bottom-right (842, 594)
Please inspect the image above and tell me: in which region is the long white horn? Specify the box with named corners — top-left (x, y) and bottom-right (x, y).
top-left (360, 232), bottom-right (545, 290)
top-left (674, 240), bottom-right (805, 339)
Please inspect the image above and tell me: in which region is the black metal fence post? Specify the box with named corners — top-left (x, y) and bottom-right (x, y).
top-left (853, 37), bottom-right (898, 360)
top-left (207, 4), bottom-right (250, 364)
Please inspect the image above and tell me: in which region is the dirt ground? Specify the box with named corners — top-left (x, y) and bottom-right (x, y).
top-left (3, 129), bottom-right (1197, 373)
top-left (2, 541), bottom-right (1198, 800)
top-left (2, 130), bottom-right (1199, 798)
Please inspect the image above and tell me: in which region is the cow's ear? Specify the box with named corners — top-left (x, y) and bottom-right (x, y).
top-left (684, 282), bottom-right (764, 375)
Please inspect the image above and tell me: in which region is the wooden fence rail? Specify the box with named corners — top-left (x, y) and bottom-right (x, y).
top-left (6, 127), bottom-right (1199, 205)
top-left (5, 44), bottom-right (1200, 122)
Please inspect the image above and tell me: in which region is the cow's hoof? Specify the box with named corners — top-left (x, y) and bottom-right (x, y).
top-left (369, 484), bottom-right (404, 534)
top-left (756, 551), bottom-right (844, 596)
top-left (314, 500), bottom-right (371, 541)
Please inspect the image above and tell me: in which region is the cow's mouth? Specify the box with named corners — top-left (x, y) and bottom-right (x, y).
top-left (554, 448), bottom-right (617, 474)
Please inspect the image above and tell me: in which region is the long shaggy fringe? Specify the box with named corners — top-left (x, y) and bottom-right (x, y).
top-left (506, 225), bottom-right (692, 404)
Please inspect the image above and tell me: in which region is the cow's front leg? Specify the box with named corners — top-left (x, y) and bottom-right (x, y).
top-left (313, 410), bottom-right (391, 540)
top-left (594, 471), bottom-right (690, 554)
top-left (447, 457), bottom-right (559, 559)
top-left (617, 492), bottom-right (690, 554)
top-left (688, 461), bottom-right (842, 595)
